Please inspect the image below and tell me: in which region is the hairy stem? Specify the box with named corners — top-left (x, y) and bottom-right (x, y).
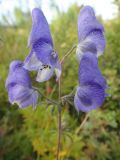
top-left (60, 44), bottom-right (77, 64)
top-left (56, 79), bottom-right (62, 160)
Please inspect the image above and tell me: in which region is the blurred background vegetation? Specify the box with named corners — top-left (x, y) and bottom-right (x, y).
top-left (0, 0), bottom-right (120, 160)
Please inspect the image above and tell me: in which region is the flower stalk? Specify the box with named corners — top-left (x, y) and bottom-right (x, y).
top-left (56, 78), bottom-right (62, 160)
top-left (60, 44), bottom-right (77, 64)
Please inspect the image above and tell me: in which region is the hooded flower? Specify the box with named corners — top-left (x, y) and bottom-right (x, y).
top-left (24, 8), bottom-right (61, 82)
top-left (74, 52), bottom-right (107, 112)
top-left (76, 6), bottom-right (106, 61)
top-left (6, 60), bottom-right (38, 108)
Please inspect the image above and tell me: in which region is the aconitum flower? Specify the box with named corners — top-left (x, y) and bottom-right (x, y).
top-left (74, 52), bottom-right (107, 112)
top-left (6, 60), bottom-right (38, 108)
top-left (76, 6), bottom-right (106, 61)
top-left (24, 8), bottom-right (61, 82)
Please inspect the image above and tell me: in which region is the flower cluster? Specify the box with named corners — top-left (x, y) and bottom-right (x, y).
top-left (6, 6), bottom-right (107, 112)
top-left (74, 6), bottom-right (107, 112)
top-left (6, 8), bottom-right (61, 108)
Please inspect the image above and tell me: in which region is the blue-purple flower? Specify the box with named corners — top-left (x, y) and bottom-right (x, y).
top-left (6, 60), bottom-right (38, 108)
top-left (76, 6), bottom-right (106, 61)
top-left (24, 8), bottom-right (61, 82)
top-left (74, 52), bottom-right (107, 112)
top-left (74, 6), bottom-right (107, 112)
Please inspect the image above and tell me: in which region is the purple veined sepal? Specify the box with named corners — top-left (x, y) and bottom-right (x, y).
top-left (76, 5), bottom-right (106, 61)
top-left (7, 84), bottom-right (38, 109)
top-left (28, 8), bottom-right (53, 48)
top-left (74, 52), bottom-right (108, 112)
top-left (6, 60), bottom-right (32, 88)
top-left (6, 60), bottom-right (39, 109)
top-left (24, 50), bottom-right (62, 82)
top-left (79, 52), bottom-right (107, 89)
top-left (74, 82), bottom-right (105, 112)
top-left (24, 8), bottom-right (61, 82)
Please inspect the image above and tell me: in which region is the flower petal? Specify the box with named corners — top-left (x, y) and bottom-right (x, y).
top-left (24, 52), bottom-right (42, 71)
top-left (76, 39), bottom-right (97, 61)
top-left (26, 37), bottom-right (59, 71)
top-left (77, 6), bottom-right (105, 57)
top-left (74, 82), bottom-right (105, 112)
top-left (32, 40), bottom-right (56, 66)
top-left (6, 61), bottom-right (31, 88)
top-left (28, 8), bottom-right (53, 48)
top-left (78, 6), bottom-right (104, 41)
top-left (8, 84), bottom-right (38, 108)
top-left (87, 30), bottom-right (106, 56)
top-left (79, 52), bottom-right (107, 89)
top-left (36, 67), bottom-right (54, 82)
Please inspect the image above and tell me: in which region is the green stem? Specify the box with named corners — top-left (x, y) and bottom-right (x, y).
top-left (56, 79), bottom-right (62, 160)
top-left (56, 45), bottom-right (77, 159)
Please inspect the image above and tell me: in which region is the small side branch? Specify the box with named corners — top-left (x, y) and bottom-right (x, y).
top-left (76, 113), bottom-right (89, 135)
top-left (60, 44), bottom-right (77, 64)
top-left (33, 87), bottom-right (59, 106)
